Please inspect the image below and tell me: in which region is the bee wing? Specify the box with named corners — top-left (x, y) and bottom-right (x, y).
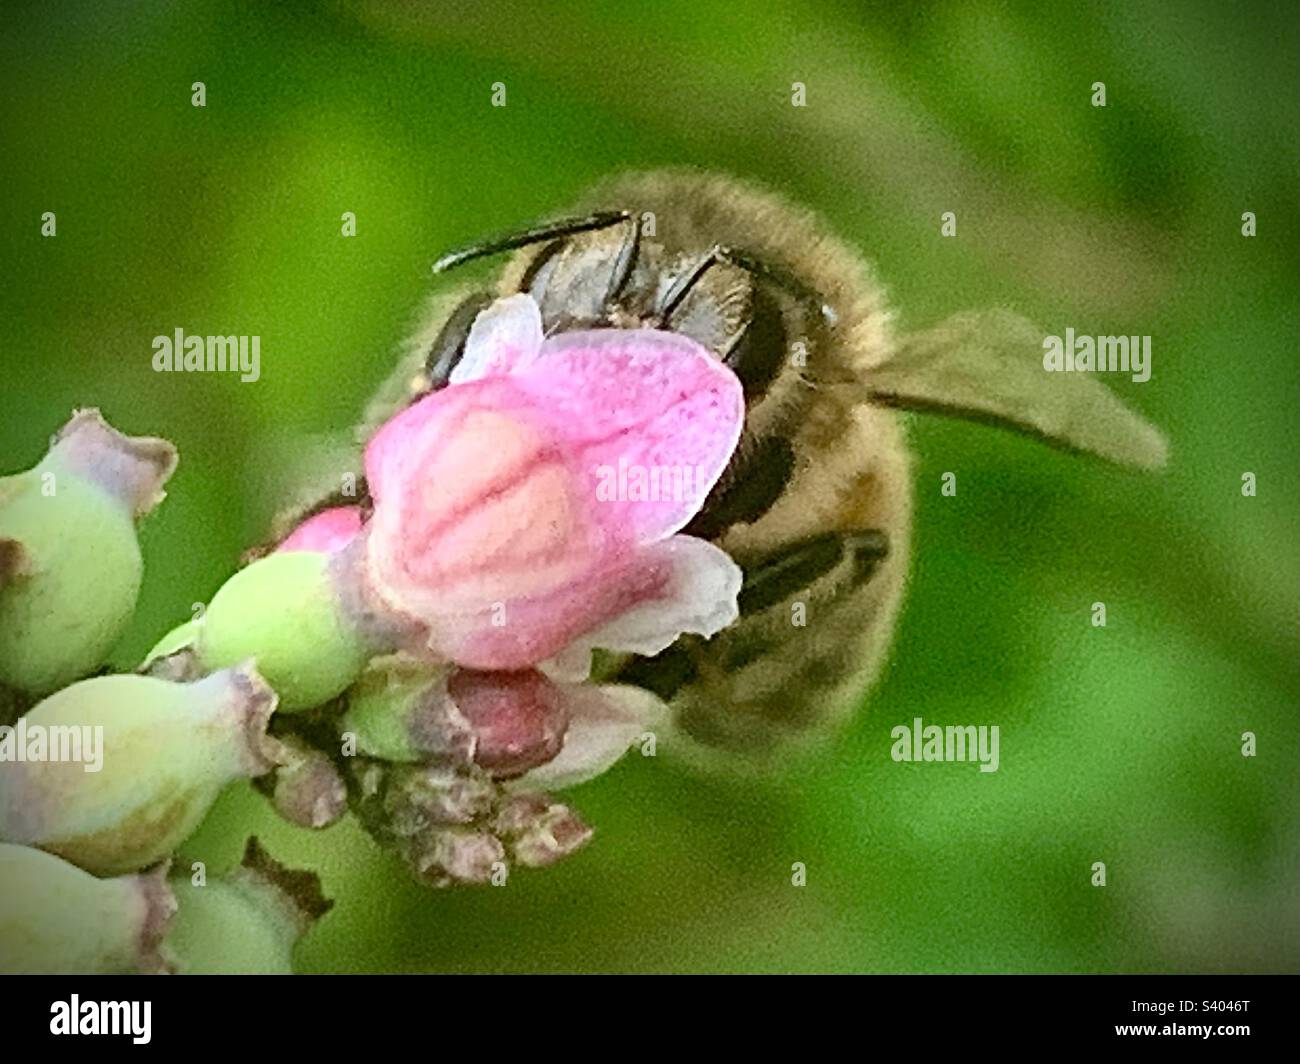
top-left (866, 310), bottom-right (1168, 469)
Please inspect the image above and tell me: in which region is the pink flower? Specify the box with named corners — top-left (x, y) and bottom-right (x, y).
top-left (357, 293), bottom-right (745, 674)
top-left (276, 506), bottom-right (363, 554)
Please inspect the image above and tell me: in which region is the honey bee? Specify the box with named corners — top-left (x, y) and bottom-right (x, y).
top-left (301, 169), bottom-right (1166, 771)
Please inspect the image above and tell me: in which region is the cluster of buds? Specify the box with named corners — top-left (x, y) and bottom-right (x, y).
top-left (334, 657), bottom-right (666, 884)
top-left (0, 292), bottom-right (747, 971)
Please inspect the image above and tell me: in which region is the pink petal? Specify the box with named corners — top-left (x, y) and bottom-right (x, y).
top-left (510, 683), bottom-right (668, 791)
top-left (556, 534), bottom-right (742, 661)
top-left (363, 379), bottom-right (619, 651)
top-left (443, 534), bottom-right (739, 670)
top-left (512, 328), bottom-right (744, 543)
top-left (276, 506), bottom-right (364, 553)
top-left (449, 293), bottom-right (544, 384)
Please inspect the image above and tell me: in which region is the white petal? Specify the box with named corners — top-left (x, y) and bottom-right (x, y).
top-left (577, 535), bottom-right (741, 659)
top-left (511, 683), bottom-right (669, 790)
top-left (450, 293), bottom-right (544, 384)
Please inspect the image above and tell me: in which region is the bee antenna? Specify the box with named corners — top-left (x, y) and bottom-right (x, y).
top-left (432, 210), bottom-right (632, 274)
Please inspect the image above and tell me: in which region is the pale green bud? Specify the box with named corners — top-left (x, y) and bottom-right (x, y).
top-left (339, 656), bottom-right (471, 763)
top-left (143, 618), bottom-right (200, 664)
top-left (0, 666), bottom-right (279, 875)
top-left (196, 552), bottom-right (371, 711)
top-left (0, 410), bottom-right (177, 695)
top-left (0, 843), bottom-right (176, 974)
top-left (139, 619), bottom-right (202, 681)
top-left (167, 838), bottom-right (331, 974)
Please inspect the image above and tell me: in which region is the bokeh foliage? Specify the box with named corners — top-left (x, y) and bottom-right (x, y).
top-left (1, 0), bottom-right (1295, 972)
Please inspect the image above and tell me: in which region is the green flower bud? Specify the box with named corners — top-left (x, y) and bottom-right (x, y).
top-left (143, 619), bottom-right (200, 664)
top-left (196, 552), bottom-right (371, 711)
top-left (167, 838), bottom-right (331, 975)
top-left (340, 656), bottom-right (472, 763)
top-left (0, 843), bottom-right (176, 974)
top-left (0, 666), bottom-right (278, 876)
top-left (0, 410), bottom-right (177, 695)
top-left (139, 619), bottom-right (203, 681)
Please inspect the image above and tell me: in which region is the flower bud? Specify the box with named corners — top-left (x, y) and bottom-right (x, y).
top-left (340, 661), bottom-right (569, 778)
top-left (409, 827), bottom-right (505, 888)
top-left (276, 506), bottom-right (363, 553)
top-left (0, 666), bottom-right (278, 875)
top-left (166, 838), bottom-right (331, 974)
top-left (347, 758), bottom-right (513, 886)
top-left (196, 551), bottom-right (372, 711)
top-left (0, 410), bottom-right (177, 695)
top-left (0, 843), bottom-right (176, 974)
top-left (139, 619), bottom-right (202, 681)
top-left (340, 656), bottom-right (473, 764)
top-left (256, 734), bottom-right (347, 829)
top-left (142, 618), bottom-right (200, 664)
top-left (448, 668), bottom-right (569, 778)
top-left (493, 793), bottom-right (593, 868)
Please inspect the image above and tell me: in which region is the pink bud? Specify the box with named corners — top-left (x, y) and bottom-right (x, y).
top-left (276, 506), bottom-right (363, 554)
top-left (448, 668), bottom-right (569, 778)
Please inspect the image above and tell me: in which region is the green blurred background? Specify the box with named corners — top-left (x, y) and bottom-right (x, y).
top-left (2, 0), bottom-right (1296, 972)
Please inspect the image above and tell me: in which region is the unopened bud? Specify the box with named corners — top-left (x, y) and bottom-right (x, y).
top-left (0, 666), bottom-right (278, 875)
top-left (349, 758), bottom-right (496, 834)
top-left (410, 828), bottom-right (504, 888)
top-left (196, 551), bottom-right (372, 711)
top-left (140, 619), bottom-right (202, 680)
top-left (494, 793), bottom-right (593, 868)
top-left (0, 843), bottom-right (176, 974)
top-left (340, 656), bottom-right (474, 764)
top-left (0, 410), bottom-right (177, 695)
top-left (448, 669), bottom-right (569, 778)
top-left (167, 838), bottom-right (331, 974)
top-left (256, 735), bottom-right (347, 829)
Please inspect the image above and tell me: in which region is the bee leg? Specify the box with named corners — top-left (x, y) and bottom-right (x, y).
top-left (719, 530), bottom-right (889, 671)
top-left (654, 246), bottom-right (726, 324)
top-left (613, 529), bottom-right (889, 699)
top-left (714, 247), bottom-right (839, 328)
top-left (737, 530), bottom-right (888, 614)
top-left (655, 243), bottom-right (838, 330)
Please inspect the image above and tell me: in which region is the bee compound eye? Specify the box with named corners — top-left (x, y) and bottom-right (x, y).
top-left (723, 285), bottom-right (788, 401)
